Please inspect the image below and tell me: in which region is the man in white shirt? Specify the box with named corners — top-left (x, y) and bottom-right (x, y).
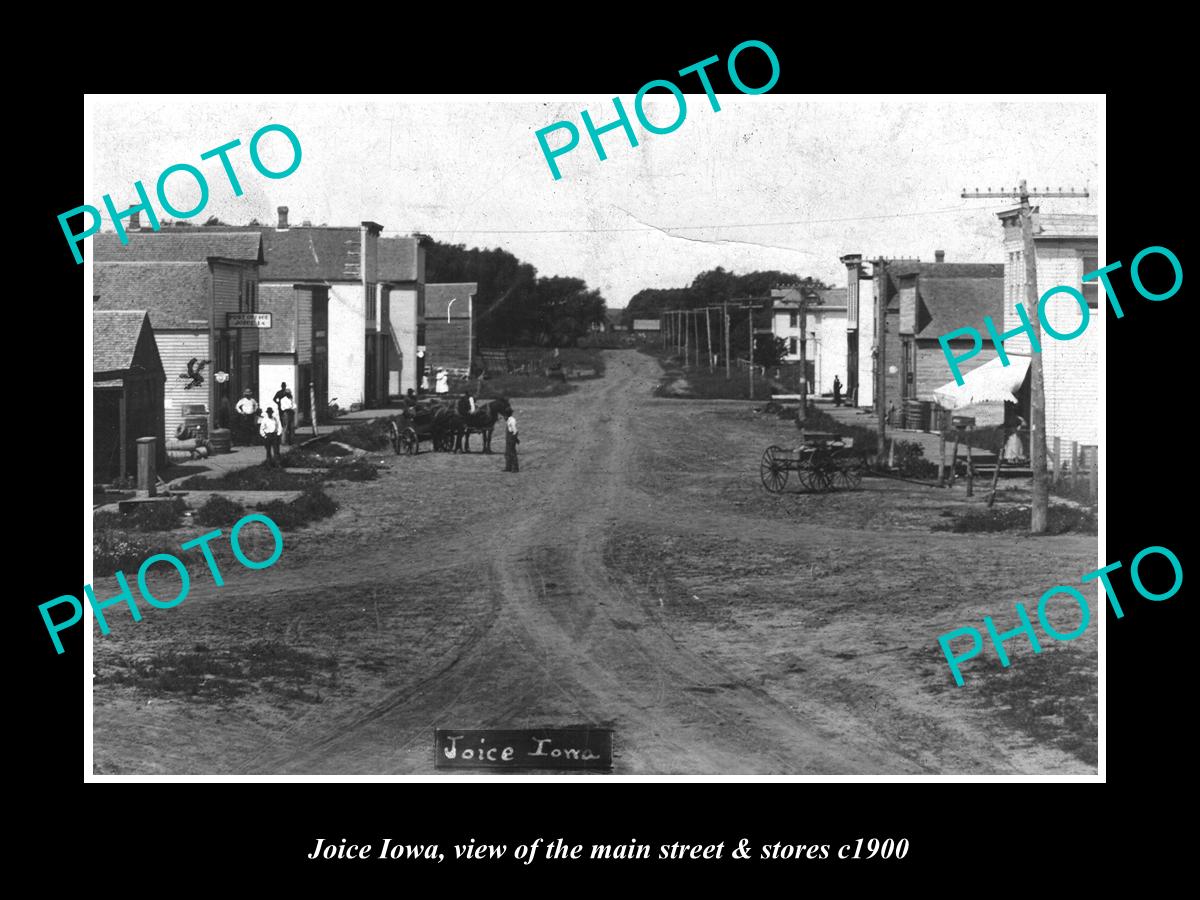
top-left (235, 389), bottom-right (259, 447)
top-left (504, 408), bottom-right (519, 473)
top-left (273, 382), bottom-right (296, 444)
top-left (259, 407), bottom-right (283, 468)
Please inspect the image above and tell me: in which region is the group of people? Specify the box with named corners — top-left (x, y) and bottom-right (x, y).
top-left (234, 382), bottom-right (296, 468)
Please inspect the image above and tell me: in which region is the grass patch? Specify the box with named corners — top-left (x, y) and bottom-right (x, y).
top-left (94, 496), bottom-right (186, 532)
top-left (475, 374), bottom-right (576, 399)
top-left (97, 641), bottom-right (339, 701)
top-left (323, 417), bottom-right (401, 452)
top-left (932, 504), bottom-right (1097, 535)
top-left (1049, 478), bottom-right (1097, 506)
top-left (194, 494), bottom-right (246, 527)
top-left (255, 487), bottom-right (338, 530)
top-left (93, 531), bottom-right (181, 577)
top-left (177, 466), bottom-right (318, 492)
top-left (933, 648), bottom-right (1097, 768)
top-left (320, 459), bottom-right (378, 482)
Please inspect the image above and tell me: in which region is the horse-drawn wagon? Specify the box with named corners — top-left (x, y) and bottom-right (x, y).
top-left (759, 430), bottom-right (866, 493)
top-left (389, 405), bottom-right (455, 455)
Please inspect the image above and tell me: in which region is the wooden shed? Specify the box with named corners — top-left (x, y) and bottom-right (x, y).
top-left (93, 311), bottom-right (166, 482)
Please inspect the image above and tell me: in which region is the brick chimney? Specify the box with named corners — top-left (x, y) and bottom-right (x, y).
top-left (840, 254), bottom-right (862, 328)
top-left (935, 249), bottom-right (945, 263)
top-left (277, 206), bottom-right (289, 229)
top-left (129, 210), bottom-right (141, 231)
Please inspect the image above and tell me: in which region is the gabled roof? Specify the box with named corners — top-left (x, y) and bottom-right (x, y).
top-left (888, 262), bottom-right (1003, 279)
top-left (915, 276), bottom-right (1004, 338)
top-left (379, 236), bottom-right (421, 282)
top-left (93, 262), bottom-right (212, 329)
top-left (1035, 213), bottom-right (1097, 240)
top-left (426, 283), bottom-right (477, 319)
top-left (93, 310), bottom-right (162, 377)
top-left (815, 287), bottom-right (847, 309)
top-left (94, 231), bottom-right (263, 264)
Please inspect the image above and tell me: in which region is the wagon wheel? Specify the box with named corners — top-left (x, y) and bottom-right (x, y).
top-left (760, 446), bottom-right (789, 493)
top-left (400, 427), bottom-right (418, 456)
top-left (831, 459), bottom-right (863, 490)
top-left (806, 452), bottom-right (835, 492)
top-left (793, 449), bottom-right (815, 490)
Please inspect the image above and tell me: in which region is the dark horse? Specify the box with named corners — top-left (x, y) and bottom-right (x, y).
top-left (451, 397), bottom-right (511, 454)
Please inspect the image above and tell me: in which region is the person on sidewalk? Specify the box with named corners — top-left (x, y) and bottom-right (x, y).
top-left (833, 375), bottom-right (843, 407)
top-left (260, 407), bottom-right (283, 468)
top-left (503, 408), bottom-right (520, 473)
top-left (235, 389), bottom-right (259, 446)
top-left (273, 382), bottom-right (296, 445)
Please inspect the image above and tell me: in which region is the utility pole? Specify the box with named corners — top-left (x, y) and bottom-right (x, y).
top-left (747, 305), bottom-right (754, 399)
top-left (876, 257), bottom-right (887, 459)
top-left (961, 180), bottom-right (1089, 534)
top-left (797, 287), bottom-right (809, 424)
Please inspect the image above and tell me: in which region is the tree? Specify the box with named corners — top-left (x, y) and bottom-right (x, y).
top-left (754, 335), bottom-right (788, 368)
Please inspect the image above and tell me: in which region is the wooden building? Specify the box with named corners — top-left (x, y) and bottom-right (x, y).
top-left (93, 231), bottom-right (264, 437)
top-left (424, 283), bottom-right (477, 374)
top-left (93, 310), bottom-right (166, 481)
top-left (769, 285), bottom-right (849, 395)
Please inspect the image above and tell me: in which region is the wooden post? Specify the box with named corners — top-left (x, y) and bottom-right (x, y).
top-left (747, 306), bottom-right (754, 400)
top-left (310, 382), bottom-right (320, 436)
top-left (1070, 440), bottom-right (1079, 490)
top-left (1051, 436), bottom-right (1060, 485)
top-left (937, 429), bottom-right (947, 487)
top-left (118, 390), bottom-right (128, 480)
top-left (797, 290), bottom-right (808, 424)
top-left (724, 303), bottom-right (731, 380)
top-left (986, 435), bottom-right (1005, 507)
top-left (1018, 184), bottom-right (1049, 533)
top-left (1088, 445), bottom-right (1098, 502)
top-left (705, 307), bottom-right (713, 372)
top-left (949, 431), bottom-right (960, 485)
top-left (887, 436), bottom-right (895, 469)
top-left (136, 437), bottom-right (157, 498)
top-left (965, 425), bottom-right (975, 497)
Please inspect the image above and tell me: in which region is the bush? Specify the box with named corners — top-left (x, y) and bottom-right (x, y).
top-left (932, 504), bottom-right (1097, 535)
top-left (93, 496), bottom-right (186, 532)
top-left (256, 487), bottom-right (338, 531)
top-left (195, 494), bottom-right (246, 527)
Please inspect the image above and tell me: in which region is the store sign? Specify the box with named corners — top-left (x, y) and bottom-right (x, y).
top-left (227, 312), bottom-right (272, 328)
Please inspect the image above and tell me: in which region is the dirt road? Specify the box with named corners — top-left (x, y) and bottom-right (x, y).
top-left (94, 350), bottom-right (1096, 774)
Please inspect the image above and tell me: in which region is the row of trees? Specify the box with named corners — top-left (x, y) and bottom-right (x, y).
top-left (625, 267), bottom-right (835, 365)
top-left (424, 241), bottom-right (607, 346)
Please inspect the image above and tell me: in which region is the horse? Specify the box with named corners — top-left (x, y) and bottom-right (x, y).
top-left (451, 397), bottom-right (511, 454)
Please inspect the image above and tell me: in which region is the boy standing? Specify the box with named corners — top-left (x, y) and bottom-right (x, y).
top-left (504, 409), bottom-right (520, 473)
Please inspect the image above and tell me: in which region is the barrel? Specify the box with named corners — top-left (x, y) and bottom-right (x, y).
top-left (209, 428), bottom-right (232, 454)
top-left (903, 399), bottom-right (931, 431)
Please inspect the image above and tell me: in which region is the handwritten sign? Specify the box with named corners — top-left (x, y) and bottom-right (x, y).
top-left (434, 728), bottom-right (613, 771)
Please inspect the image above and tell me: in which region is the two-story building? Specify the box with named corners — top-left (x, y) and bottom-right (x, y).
top-left (93, 230), bottom-right (265, 437)
top-left (770, 285), bottom-right (849, 396)
top-left (996, 209), bottom-right (1099, 447)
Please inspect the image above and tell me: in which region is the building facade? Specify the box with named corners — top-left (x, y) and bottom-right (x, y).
top-left (93, 231), bottom-right (264, 436)
top-left (997, 209), bottom-right (1099, 447)
top-left (93, 310), bottom-right (166, 481)
top-left (770, 286), bottom-right (849, 396)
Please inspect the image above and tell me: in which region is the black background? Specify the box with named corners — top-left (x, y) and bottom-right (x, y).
top-left (22, 23), bottom-right (1187, 887)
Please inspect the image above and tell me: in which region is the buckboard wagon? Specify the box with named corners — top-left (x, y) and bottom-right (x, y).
top-left (759, 430), bottom-right (866, 493)
top-left (390, 406), bottom-right (455, 455)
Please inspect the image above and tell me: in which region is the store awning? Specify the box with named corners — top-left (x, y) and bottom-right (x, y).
top-left (933, 354), bottom-right (1031, 409)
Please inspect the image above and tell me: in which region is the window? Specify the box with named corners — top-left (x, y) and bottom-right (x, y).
top-left (788, 337), bottom-right (798, 355)
top-left (1081, 254), bottom-right (1099, 308)
top-left (789, 311), bottom-right (798, 329)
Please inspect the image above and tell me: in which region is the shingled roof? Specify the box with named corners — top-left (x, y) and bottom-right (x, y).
top-left (93, 310), bottom-right (162, 378)
top-left (93, 262), bottom-right (212, 329)
top-left (426, 283), bottom-right (477, 319)
top-left (259, 228), bottom-right (363, 281)
top-left (914, 276), bottom-right (1003, 337)
top-left (94, 231), bottom-right (263, 263)
top-left (379, 236), bottom-right (421, 282)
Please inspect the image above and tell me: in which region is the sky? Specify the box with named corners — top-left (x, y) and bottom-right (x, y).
top-left (88, 97), bottom-right (1100, 307)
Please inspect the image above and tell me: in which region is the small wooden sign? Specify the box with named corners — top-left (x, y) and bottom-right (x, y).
top-left (227, 312), bottom-right (272, 328)
top-left (435, 728), bottom-right (613, 771)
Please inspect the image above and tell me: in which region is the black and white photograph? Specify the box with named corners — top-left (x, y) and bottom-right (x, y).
top-left (81, 93), bottom-right (1104, 778)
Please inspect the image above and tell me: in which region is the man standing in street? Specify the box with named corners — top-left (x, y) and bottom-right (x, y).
top-left (273, 382), bottom-right (296, 445)
top-left (260, 407), bottom-right (283, 468)
top-left (235, 389), bottom-right (259, 447)
top-left (833, 374), bottom-right (843, 407)
top-left (503, 407), bottom-right (519, 473)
